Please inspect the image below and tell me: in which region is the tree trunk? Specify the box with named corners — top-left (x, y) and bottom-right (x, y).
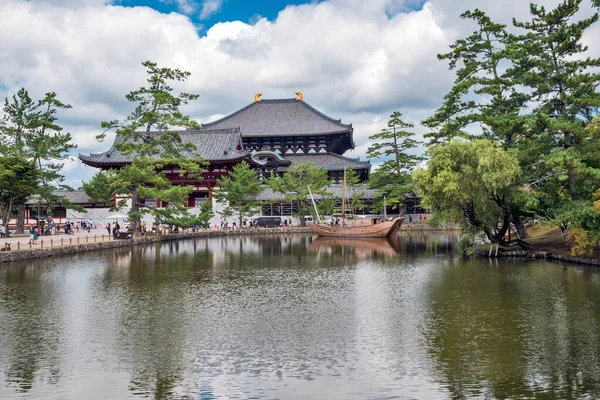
top-left (2, 210), bottom-right (10, 238)
top-left (16, 205), bottom-right (25, 234)
top-left (131, 189), bottom-right (140, 236)
top-left (298, 199), bottom-right (306, 227)
top-left (511, 215), bottom-right (529, 239)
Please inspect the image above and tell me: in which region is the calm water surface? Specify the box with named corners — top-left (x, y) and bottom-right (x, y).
top-left (1, 233), bottom-right (600, 399)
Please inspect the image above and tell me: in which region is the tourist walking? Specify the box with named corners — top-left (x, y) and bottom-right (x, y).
top-left (0, 224), bottom-right (5, 238)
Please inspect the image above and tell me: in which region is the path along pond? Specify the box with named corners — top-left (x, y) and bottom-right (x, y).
top-left (1, 233), bottom-right (600, 399)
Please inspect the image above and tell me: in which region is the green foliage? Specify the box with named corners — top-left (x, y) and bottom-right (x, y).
top-left (0, 157), bottom-right (40, 236)
top-left (84, 61), bottom-right (206, 233)
top-left (414, 139), bottom-right (521, 243)
top-left (423, 9), bottom-right (527, 146)
top-left (367, 111), bottom-right (423, 210)
top-left (267, 163), bottom-right (332, 225)
top-left (213, 161), bottom-right (263, 226)
top-left (457, 232), bottom-right (476, 257)
top-left (0, 88), bottom-right (77, 232)
top-left (162, 199), bottom-right (214, 230)
top-left (197, 199), bottom-right (215, 229)
top-left (423, 1), bottom-right (600, 252)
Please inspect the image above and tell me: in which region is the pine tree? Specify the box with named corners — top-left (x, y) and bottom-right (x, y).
top-left (85, 61), bottom-right (205, 235)
top-left (422, 10), bottom-right (528, 147)
top-left (511, 0), bottom-right (600, 234)
top-left (0, 88), bottom-right (77, 233)
top-left (367, 111), bottom-right (422, 211)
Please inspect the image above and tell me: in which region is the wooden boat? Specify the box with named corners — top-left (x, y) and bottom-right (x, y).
top-left (307, 216), bottom-right (403, 238)
top-left (307, 168), bottom-right (404, 238)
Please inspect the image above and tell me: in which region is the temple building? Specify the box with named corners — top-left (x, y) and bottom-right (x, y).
top-left (79, 93), bottom-right (372, 209)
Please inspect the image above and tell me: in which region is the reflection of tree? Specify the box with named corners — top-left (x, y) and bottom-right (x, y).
top-left (0, 263), bottom-right (63, 393)
top-left (100, 245), bottom-right (215, 399)
top-left (423, 260), bottom-right (600, 398)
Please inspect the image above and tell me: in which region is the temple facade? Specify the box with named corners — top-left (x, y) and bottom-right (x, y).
top-left (79, 94), bottom-right (372, 208)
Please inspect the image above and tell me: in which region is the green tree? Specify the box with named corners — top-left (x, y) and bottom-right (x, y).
top-left (367, 111), bottom-right (422, 211)
top-left (510, 0), bottom-right (600, 234)
top-left (212, 161), bottom-right (263, 227)
top-left (422, 9), bottom-right (534, 237)
top-left (422, 9), bottom-right (528, 146)
top-left (0, 88), bottom-right (77, 233)
top-left (414, 139), bottom-right (525, 246)
top-left (84, 61), bottom-right (205, 235)
top-left (267, 163), bottom-right (331, 226)
top-left (162, 199), bottom-right (214, 231)
top-left (0, 157), bottom-right (39, 237)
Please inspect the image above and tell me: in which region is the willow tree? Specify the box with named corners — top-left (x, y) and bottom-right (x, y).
top-left (84, 61), bottom-right (205, 234)
top-left (367, 111), bottom-right (422, 211)
top-left (414, 139), bottom-right (524, 247)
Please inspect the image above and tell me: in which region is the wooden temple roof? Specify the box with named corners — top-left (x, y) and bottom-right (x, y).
top-left (202, 98), bottom-right (353, 138)
top-left (79, 128), bottom-right (249, 167)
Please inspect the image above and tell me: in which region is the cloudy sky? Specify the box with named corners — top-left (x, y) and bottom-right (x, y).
top-left (0, 0), bottom-right (598, 187)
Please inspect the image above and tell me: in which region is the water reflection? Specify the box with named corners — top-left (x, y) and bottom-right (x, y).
top-left (310, 237), bottom-right (401, 260)
top-left (1, 233), bottom-right (600, 399)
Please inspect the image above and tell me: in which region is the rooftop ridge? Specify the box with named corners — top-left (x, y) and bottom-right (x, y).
top-left (202, 98), bottom-right (352, 131)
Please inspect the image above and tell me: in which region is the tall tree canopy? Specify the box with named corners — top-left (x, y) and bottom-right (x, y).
top-left (0, 88), bottom-right (76, 233)
top-left (422, 9), bottom-right (527, 146)
top-left (510, 0), bottom-right (600, 237)
top-left (367, 111), bottom-right (422, 210)
top-left (84, 61), bottom-right (205, 234)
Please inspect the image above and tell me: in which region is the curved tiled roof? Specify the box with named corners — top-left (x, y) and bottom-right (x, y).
top-left (256, 184), bottom-right (376, 201)
top-left (279, 153), bottom-right (370, 171)
top-left (203, 99), bottom-right (352, 137)
top-left (79, 128), bottom-right (249, 166)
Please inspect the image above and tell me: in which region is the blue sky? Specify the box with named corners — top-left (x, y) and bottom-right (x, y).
top-left (118, 0), bottom-right (324, 29)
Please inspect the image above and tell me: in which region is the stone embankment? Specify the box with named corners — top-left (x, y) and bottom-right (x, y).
top-left (0, 227), bottom-right (312, 264)
top-left (477, 249), bottom-right (600, 267)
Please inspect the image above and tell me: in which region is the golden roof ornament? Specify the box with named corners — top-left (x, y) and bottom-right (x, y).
top-left (254, 93), bottom-right (262, 102)
top-left (295, 91), bottom-right (303, 101)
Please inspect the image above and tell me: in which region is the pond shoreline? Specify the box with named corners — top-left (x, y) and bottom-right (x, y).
top-left (0, 227), bottom-right (313, 264)
top-left (477, 249), bottom-right (600, 267)
top-left (0, 224), bottom-right (458, 264)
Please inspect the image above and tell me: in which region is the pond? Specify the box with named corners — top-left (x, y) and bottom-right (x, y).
top-left (1, 233), bottom-right (599, 399)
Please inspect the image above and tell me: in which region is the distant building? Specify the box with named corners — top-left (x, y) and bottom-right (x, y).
top-left (75, 93), bottom-right (424, 220)
top-left (79, 94), bottom-right (371, 206)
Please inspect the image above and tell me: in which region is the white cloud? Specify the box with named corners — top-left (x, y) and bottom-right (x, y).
top-left (0, 0), bottom-right (598, 187)
top-left (200, 0), bottom-right (223, 19)
top-left (159, 0), bottom-right (199, 15)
